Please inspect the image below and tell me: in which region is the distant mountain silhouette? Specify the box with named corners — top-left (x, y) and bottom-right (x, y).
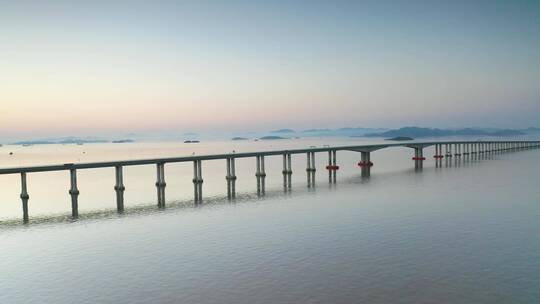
top-left (366, 127), bottom-right (526, 138)
top-left (302, 127), bottom-right (387, 137)
top-left (270, 129), bottom-right (295, 133)
top-left (14, 137), bottom-right (108, 145)
top-left (260, 136), bottom-right (286, 140)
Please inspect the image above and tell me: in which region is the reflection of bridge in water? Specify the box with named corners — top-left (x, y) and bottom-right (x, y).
top-left (1, 140), bottom-right (539, 223)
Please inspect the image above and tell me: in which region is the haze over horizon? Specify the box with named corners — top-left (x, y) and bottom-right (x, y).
top-left (1, 1), bottom-right (539, 139)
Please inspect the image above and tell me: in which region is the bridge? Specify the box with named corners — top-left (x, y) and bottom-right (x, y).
top-left (1, 140), bottom-right (539, 223)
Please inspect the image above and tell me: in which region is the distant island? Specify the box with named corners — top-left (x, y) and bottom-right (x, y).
top-left (386, 136), bottom-right (414, 141)
top-left (184, 140), bottom-right (200, 143)
top-left (302, 128), bottom-right (333, 133)
top-left (270, 129), bottom-right (295, 134)
top-left (14, 137), bottom-right (108, 145)
top-left (231, 137), bottom-right (248, 140)
top-left (366, 127), bottom-right (526, 138)
top-left (301, 127), bottom-right (388, 137)
top-left (112, 139), bottom-right (134, 143)
top-left (259, 136), bottom-right (286, 140)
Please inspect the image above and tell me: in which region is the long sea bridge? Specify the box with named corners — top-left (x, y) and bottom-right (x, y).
top-left (1, 140), bottom-right (539, 223)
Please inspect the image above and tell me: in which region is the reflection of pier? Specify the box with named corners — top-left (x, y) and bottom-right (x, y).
top-left (2, 140), bottom-right (539, 223)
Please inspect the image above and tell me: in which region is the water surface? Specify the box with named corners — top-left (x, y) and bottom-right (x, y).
top-left (1, 139), bottom-right (539, 303)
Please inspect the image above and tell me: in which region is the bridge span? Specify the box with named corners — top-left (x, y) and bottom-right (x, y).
top-left (1, 140), bottom-right (539, 223)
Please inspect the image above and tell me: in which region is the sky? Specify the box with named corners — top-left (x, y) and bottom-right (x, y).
top-left (1, 0), bottom-right (539, 139)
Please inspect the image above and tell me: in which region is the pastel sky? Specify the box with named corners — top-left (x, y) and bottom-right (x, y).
top-left (1, 0), bottom-right (539, 138)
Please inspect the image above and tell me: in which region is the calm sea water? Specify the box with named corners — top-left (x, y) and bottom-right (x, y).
top-left (1, 138), bottom-right (539, 303)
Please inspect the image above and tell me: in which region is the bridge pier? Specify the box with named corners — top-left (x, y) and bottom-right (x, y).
top-left (226, 157), bottom-right (237, 200)
top-left (20, 172), bottom-right (29, 223)
top-left (454, 144), bottom-right (461, 157)
top-left (69, 168), bottom-right (79, 219)
top-left (282, 153), bottom-right (292, 190)
top-left (306, 152), bottom-right (316, 188)
top-left (155, 163), bottom-right (166, 208)
top-left (114, 165), bottom-right (125, 212)
top-left (358, 152), bottom-right (372, 177)
top-left (445, 144), bottom-right (452, 158)
top-left (256, 155), bottom-right (266, 196)
top-left (412, 147), bottom-right (425, 169)
top-left (433, 144), bottom-right (443, 159)
top-left (193, 160), bottom-right (203, 203)
top-left (326, 150), bottom-right (338, 184)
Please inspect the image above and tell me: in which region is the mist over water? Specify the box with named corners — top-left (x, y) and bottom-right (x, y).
top-left (1, 138), bottom-right (539, 303)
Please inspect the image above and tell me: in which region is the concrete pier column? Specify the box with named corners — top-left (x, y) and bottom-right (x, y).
top-left (20, 172), bottom-right (29, 223)
top-left (226, 158), bottom-right (237, 199)
top-left (69, 168), bottom-right (79, 219)
top-left (434, 144), bottom-right (441, 167)
top-left (326, 150), bottom-right (338, 184)
top-left (282, 153), bottom-right (292, 190)
top-left (413, 147), bottom-right (424, 170)
top-left (155, 163), bottom-right (166, 208)
top-left (193, 160), bottom-right (203, 202)
top-left (256, 155), bottom-right (266, 195)
top-left (306, 152), bottom-right (311, 187)
top-left (332, 150), bottom-right (337, 183)
top-left (359, 152), bottom-right (372, 178)
top-left (197, 160), bottom-right (203, 202)
top-left (311, 152), bottom-right (316, 187)
top-left (306, 152), bottom-right (316, 188)
top-left (256, 155), bottom-right (261, 194)
top-left (282, 154), bottom-right (287, 189)
top-left (114, 165), bottom-right (125, 212)
top-left (435, 144), bottom-right (444, 166)
top-left (327, 151), bottom-right (332, 183)
top-left (261, 156), bottom-right (266, 194)
top-left (226, 158), bottom-right (231, 199)
top-left (230, 158), bottom-right (236, 198)
top-left (287, 154), bottom-right (292, 189)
